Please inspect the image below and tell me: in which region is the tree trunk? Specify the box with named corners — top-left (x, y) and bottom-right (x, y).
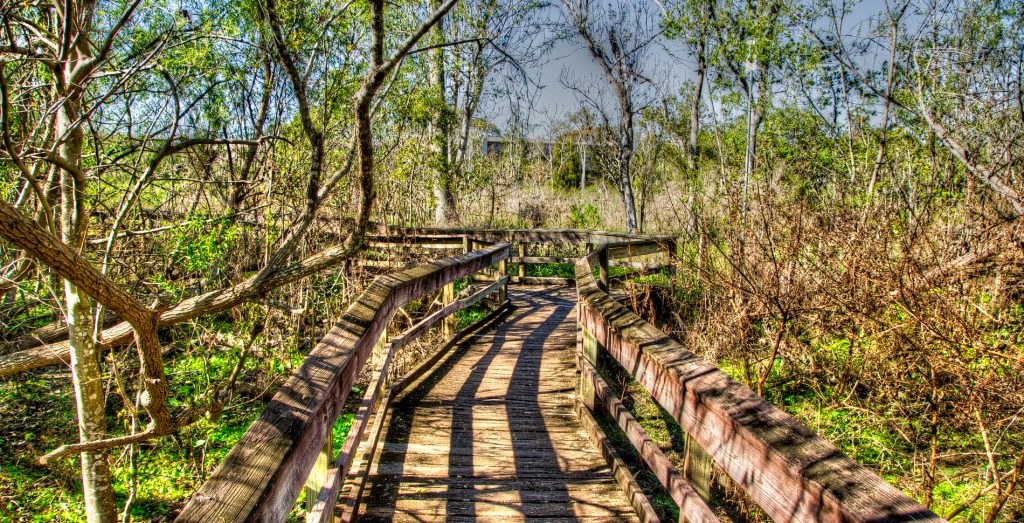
top-left (65, 284), bottom-right (116, 523)
top-left (429, 1), bottom-right (457, 226)
top-left (58, 78), bottom-right (117, 522)
top-left (620, 121), bottom-right (638, 233)
top-left (744, 102), bottom-right (759, 201)
top-left (743, 74), bottom-right (763, 218)
top-left (688, 39), bottom-right (706, 171)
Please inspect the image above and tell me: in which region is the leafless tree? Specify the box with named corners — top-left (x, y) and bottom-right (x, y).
top-left (560, 0), bottom-right (661, 233)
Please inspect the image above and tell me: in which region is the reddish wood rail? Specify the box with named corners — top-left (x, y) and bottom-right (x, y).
top-left (177, 244), bottom-right (510, 522)
top-left (575, 244), bottom-right (944, 523)
top-left (177, 228), bottom-right (943, 523)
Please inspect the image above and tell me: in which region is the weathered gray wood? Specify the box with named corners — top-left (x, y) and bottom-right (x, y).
top-left (442, 280), bottom-right (455, 339)
top-left (576, 399), bottom-right (663, 523)
top-left (371, 330), bottom-right (387, 369)
top-left (359, 259), bottom-right (416, 269)
top-left (307, 336), bottom-right (395, 523)
top-left (389, 277), bottom-right (509, 351)
top-left (513, 276), bottom-right (575, 285)
top-left (338, 300), bottom-right (511, 521)
top-left (177, 244), bottom-right (510, 523)
top-left (497, 256), bottom-right (507, 303)
top-left (514, 256), bottom-right (575, 264)
top-left (574, 248), bottom-right (943, 523)
top-left (579, 326), bottom-right (599, 411)
top-left (367, 239), bottom-right (464, 250)
top-left (598, 248), bottom-right (609, 291)
top-left (683, 433), bottom-right (712, 508)
top-left (355, 287), bottom-right (642, 522)
top-left (367, 224), bottom-right (675, 246)
top-left (608, 240), bottom-right (668, 259)
top-left (305, 436), bottom-right (333, 523)
top-left (338, 384), bottom-right (394, 523)
top-left (609, 260), bottom-right (666, 271)
top-left (578, 356), bottom-right (718, 523)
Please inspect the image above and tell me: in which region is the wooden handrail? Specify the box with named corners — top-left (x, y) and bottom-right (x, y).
top-left (574, 245), bottom-right (944, 523)
top-left (578, 356), bottom-right (718, 523)
top-left (369, 224), bottom-right (676, 245)
top-left (177, 244), bottom-right (510, 522)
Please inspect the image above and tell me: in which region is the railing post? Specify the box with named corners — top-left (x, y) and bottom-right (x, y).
top-left (305, 434), bottom-right (333, 523)
top-left (497, 253), bottom-right (507, 303)
top-left (579, 323), bottom-right (599, 411)
top-left (442, 280), bottom-right (455, 339)
top-left (517, 242), bottom-right (526, 280)
top-left (598, 246), bottom-right (609, 291)
top-left (683, 433), bottom-right (713, 513)
top-left (371, 329), bottom-right (388, 370)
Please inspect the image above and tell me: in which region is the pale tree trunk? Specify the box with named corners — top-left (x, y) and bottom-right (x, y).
top-left (54, 0), bottom-right (116, 514)
top-left (743, 72), bottom-right (764, 217)
top-left (65, 283), bottom-right (116, 522)
top-left (619, 125), bottom-right (638, 233)
top-left (688, 39), bottom-right (706, 171)
top-left (58, 83), bottom-right (117, 523)
top-left (429, 0), bottom-right (457, 226)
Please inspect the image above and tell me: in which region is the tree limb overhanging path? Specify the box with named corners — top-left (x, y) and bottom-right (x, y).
top-left (171, 228), bottom-right (946, 523)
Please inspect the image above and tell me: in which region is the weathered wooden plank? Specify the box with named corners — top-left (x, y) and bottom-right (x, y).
top-left (338, 388), bottom-right (394, 523)
top-left (356, 287), bottom-right (643, 523)
top-left (574, 249), bottom-right (943, 523)
top-left (368, 225), bottom-right (675, 246)
top-left (390, 277), bottom-right (508, 351)
top-left (607, 240), bottom-right (668, 259)
top-left (358, 259), bottom-right (417, 269)
top-left (338, 301), bottom-right (511, 522)
top-left (177, 244), bottom-right (510, 523)
top-left (575, 399), bottom-right (663, 523)
top-left (513, 256), bottom-right (575, 264)
top-left (307, 334), bottom-right (395, 523)
top-left (609, 260), bottom-right (667, 271)
top-left (578, 356), bottom-right (718, 523)
top-left (512, 276), bottom-right (575, 285)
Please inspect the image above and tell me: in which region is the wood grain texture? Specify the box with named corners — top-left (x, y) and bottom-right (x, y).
top-left (578, 356), bottom-right (718, 523)
top-left (575, 249), bottom-right (944, 523)
top-left (176, 244), bottom-right (510, 522)
top-left (574, 399), bottom-right (662, 523)
top-left (365, 224), bottom-right (676, 246)
top-left (338, 302), bottom-right (513, 523)
top-left (356, 286), bottom-right (643, 522)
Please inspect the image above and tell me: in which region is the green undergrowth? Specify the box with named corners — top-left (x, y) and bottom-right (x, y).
top-left (0, 342), bottom-right (359, 522)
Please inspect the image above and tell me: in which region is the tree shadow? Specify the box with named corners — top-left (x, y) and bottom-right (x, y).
top-left (360, 287), bottom-right (628, 521)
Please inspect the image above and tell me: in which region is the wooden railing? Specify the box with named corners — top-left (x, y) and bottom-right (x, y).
top-left (364, 227), bottom-right (674, 286)
top-left (177, 243), bottom-right (510, 522)
top-left (574, 243), bottom-right (945, 523)
top-left (177, 227), bottom-right (942, 523)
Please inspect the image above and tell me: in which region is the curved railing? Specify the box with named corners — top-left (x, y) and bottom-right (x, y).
top-left (177, 242), bottom-right (510, 522)
top-left (177, 227), bottom-right (943, 522)
top-left (574, 243), bottom-right (943, 523)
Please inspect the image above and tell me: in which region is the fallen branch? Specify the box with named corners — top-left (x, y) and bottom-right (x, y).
top-left (0, 240), bottom-right (364, 378)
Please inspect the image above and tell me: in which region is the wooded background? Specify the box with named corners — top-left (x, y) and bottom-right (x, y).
top-left (0, 0), bottom-right (1021, 521)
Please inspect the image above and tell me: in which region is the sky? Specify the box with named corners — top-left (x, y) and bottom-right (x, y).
top-left (481, 0), bottom-right (888, 138)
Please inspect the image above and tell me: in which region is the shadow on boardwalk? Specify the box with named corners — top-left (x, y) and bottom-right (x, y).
top-left (359, 286), bottom-right (641, 522)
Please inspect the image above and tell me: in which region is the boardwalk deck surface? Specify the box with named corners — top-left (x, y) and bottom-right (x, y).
top-left (356, 286), bottom-right (643, 522)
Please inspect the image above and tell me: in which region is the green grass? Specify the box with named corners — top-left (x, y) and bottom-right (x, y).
top-left (0, 339), bottom-right (361, 523)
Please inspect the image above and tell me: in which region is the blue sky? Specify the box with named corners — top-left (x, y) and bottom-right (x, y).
top-left (481, 0), bottom-right (889, 137)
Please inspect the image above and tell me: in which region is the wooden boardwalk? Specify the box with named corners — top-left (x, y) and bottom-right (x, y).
top-left (179, 235), bottom-right (941, 523)
top-left (356, 286), bottom-right (643, 522)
